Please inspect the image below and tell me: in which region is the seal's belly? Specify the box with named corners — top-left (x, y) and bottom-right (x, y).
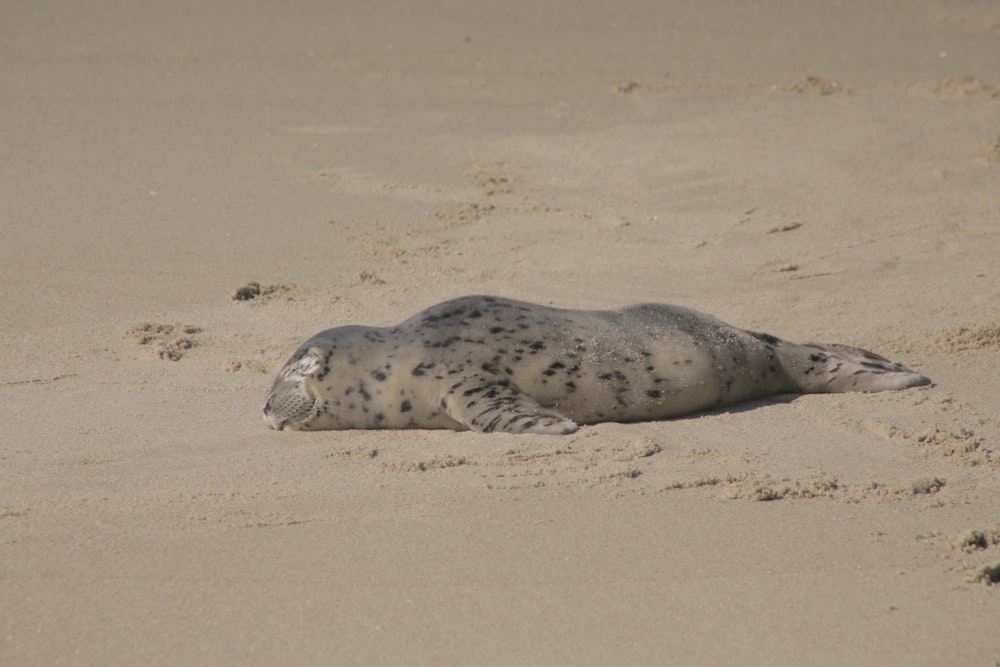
top-left (505, 341), bottom-right (723, 423)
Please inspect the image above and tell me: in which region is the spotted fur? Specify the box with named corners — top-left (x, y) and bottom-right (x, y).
top-left (262, 296), bottom-right (931, 434)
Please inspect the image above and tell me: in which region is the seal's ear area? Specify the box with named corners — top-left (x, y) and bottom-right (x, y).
top-left (277, 347), bottom-right (325, 381)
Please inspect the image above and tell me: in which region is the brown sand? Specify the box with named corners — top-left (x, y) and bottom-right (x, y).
top-left (3, 1), bottom-right (1000, 664)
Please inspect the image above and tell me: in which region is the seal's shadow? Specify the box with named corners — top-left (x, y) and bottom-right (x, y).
top-left (673, 393), bottom-right (802, 422)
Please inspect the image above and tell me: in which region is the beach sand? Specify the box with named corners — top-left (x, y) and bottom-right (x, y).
top-left (2, 1), bottom-right (1000, 664)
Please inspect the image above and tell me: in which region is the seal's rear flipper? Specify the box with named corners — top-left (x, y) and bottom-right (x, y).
top-left (782, 342), bottom-right (931, 394)
top-left (443, 375), bottom-right (579, 435)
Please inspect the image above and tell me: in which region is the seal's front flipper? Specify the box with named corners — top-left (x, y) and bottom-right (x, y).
top-left (442, 376), bottom-right (579, 435)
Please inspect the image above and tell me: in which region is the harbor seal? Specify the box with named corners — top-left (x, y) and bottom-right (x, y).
top-left (263, 295), bottom-right (930, 434)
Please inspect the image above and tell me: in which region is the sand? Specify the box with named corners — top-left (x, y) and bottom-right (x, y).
top-left (3, 0), bottom-right (1000, 664)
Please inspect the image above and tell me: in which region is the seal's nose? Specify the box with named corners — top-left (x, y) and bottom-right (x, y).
top-left (262, 396), bottom-right (284, 430)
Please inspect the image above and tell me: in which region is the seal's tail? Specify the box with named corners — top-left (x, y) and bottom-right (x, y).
top-left (775, 340), bottom-right (931, 394)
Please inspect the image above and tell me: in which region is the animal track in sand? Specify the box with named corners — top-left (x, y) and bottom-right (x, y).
top-left (918, 525), bottom-right (1000, 587)
top-left (772, 76), bottom-right (852, 95)
top-left (861, 421), bottom-right (996, 467)
top-left (124, 322), bottom-right (202, 361)
top-left (229, 281), bottom-right (300, 303)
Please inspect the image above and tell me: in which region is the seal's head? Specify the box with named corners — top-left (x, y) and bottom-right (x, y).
top-left (262, 350), bottom-right (322, 430)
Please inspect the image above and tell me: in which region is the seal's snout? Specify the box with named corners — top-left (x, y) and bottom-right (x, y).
top-left (262, 395), bottom-right (284, 430)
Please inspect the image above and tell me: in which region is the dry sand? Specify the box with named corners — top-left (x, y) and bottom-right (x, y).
top-left (3, 0), bottom-right (1000, 664)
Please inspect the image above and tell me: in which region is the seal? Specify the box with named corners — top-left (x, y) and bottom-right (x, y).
top-left (263, 295), bottom-right (930, 434)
